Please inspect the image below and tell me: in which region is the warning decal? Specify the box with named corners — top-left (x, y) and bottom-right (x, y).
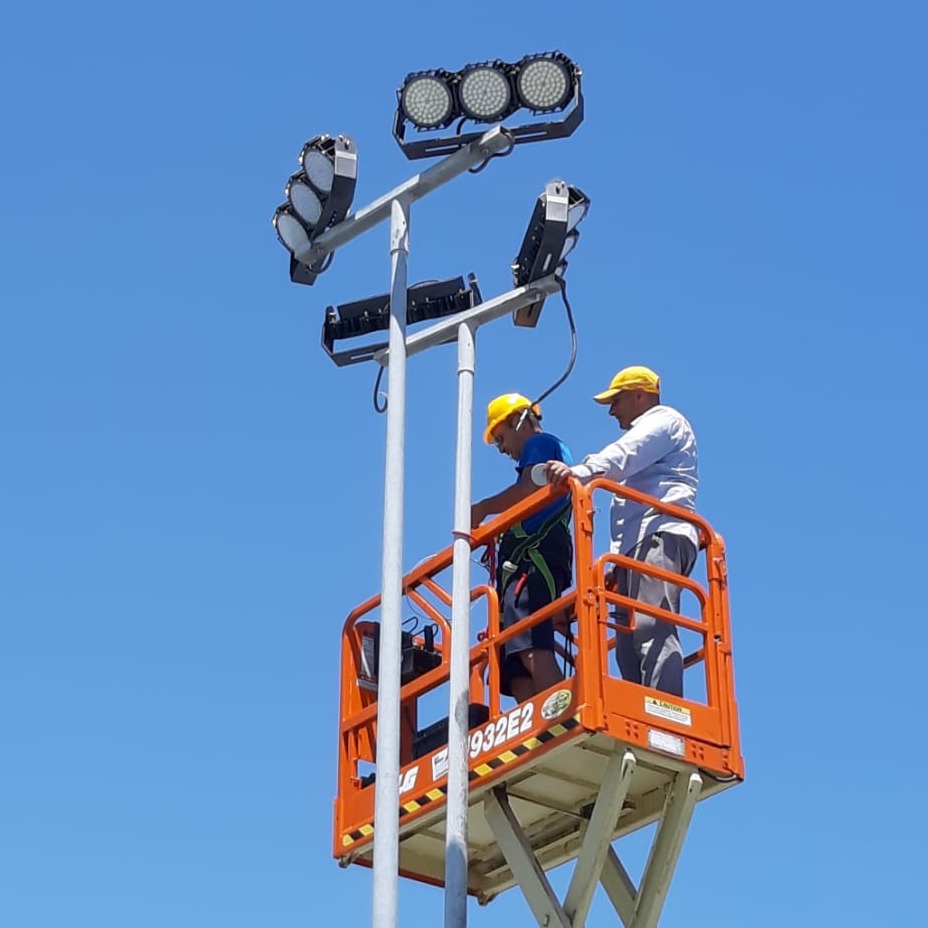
top-left (644, 696), bottom-right (692, 727)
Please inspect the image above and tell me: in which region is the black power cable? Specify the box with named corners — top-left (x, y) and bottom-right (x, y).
top-left (531, 275), bottom-right (577, 408)
top-left (468, 127), bottom-right (516, 174)
top-left (372, 365), bottom-right (388, 413)
top-left (513, 274), bottom-right (578, 432)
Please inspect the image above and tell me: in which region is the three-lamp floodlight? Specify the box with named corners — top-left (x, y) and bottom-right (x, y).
top-left (394, 51), bottom-right (583, 160)
top-left (322, 275), bottom-right (483, 367)
top-left (271, 133), bottom-right (358, 286)
top-left (510, 179), bottom-right (591, 328)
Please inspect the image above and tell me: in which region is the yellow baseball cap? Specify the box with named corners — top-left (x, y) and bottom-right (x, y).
top-left (593, 365), bottom-right (661, 404)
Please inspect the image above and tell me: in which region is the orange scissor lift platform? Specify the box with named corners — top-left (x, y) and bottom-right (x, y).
top-left (335, 478), bottom-right (743, 928)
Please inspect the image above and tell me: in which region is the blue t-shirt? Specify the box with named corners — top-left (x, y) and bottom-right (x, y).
top-left (516, 432), bottom-right (573, 533)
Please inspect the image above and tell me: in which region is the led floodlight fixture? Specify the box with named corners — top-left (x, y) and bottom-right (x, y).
top-left (272, 205), bottom-right (312, 256)
top-left (393, 51), bottom-right (583, 160)
top-left (271, 133), bottom-right (358, 285)
top-left (400, 71), bottom-right (456, 129)
top-left (510, 179), bottom-right (590, 327)
top-left (515, 53), bottom-right (573, 111)
top-left (459, 62), bottom-right (515, 121)
top-left (322, 275), bottom-right (482, 367)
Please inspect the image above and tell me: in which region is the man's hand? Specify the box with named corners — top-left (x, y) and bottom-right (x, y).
top-left (604, 564), bottom-right (618, 591)
top-left (544, 460), bottom-right (573, 486)
top-left (471, 501), bottom-right (487, 529)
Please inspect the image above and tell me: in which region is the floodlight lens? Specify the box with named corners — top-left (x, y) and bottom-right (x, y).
top-left (560, 231), bottom-right (579, 262)
top-left (566, 200), bottom-right (589, 233)
top-left (402, 75), bottom-right (453, 128)
top-left (287, 179), bottom-right (323, 227)
top-left (517, 58), bottom-right (571, 111)
top-left (273, 208), bottom-right (311, 255)
top-left (302, 149), bottom-right (335, 194)
top-left (459, 66), bottom-right (511, 121)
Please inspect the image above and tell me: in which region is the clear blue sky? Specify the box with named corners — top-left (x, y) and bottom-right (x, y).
top-left (2, 2), bottom-right (925, 926)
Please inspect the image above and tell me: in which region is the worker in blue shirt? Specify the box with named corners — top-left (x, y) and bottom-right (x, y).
top-left (472, 393), bottom-right (573, 702)
top-left (545, 366), bottom-right (698, 697)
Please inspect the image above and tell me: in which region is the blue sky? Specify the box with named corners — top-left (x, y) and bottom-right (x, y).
top-left (2, 2), bottom-right (926, 926)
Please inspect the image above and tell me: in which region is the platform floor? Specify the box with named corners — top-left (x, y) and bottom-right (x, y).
top-left (341, 730), bottom-right (737, 903)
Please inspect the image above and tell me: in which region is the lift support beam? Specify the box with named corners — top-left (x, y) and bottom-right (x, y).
top-left (484, 746), bottom-right (702, 928)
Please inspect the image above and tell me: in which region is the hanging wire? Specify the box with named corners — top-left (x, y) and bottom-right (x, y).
top-left (372, 365), bottom-right (388, 413)
top-left (531, 275), bottom-right (578, 407)
top-left (402, 614), bottom-right (421, 636)
top-left (512, 275), bottom-right (579, 433)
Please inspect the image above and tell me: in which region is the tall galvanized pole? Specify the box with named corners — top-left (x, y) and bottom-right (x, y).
top-left (444, 319), bottom-right (477, 928)
top-left (371, 197), bottom-right (409, 928)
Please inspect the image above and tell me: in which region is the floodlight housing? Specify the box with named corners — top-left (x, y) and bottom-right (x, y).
top-left (393, 51), bottom-right (583, 160)
top-left (510, 179), bottom-right (590, 328)
top-left (271, 133), bottom-right (358, 286)
top-left (322, 275), bottom-right (483, 366)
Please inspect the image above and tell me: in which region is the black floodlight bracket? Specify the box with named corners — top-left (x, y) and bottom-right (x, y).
top-left (290, 254), bottom-right (328, 287)
top-left (393, 84), bottom-right (584, 161)
top-left (322, 274), bottom-right (483, 366)
top-left (312, 136), bottom-right (358, 237)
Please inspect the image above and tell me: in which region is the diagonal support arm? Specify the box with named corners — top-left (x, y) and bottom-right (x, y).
top-left (483, 756), bottom-right (702, 928)
top-left (629, 770), bottom-right (703, 928)
top-left (599, 846), bottom-right (638, 927)
top-left (562, 748), bottom-right (637, 928)
top-left (485, 787), bottom-right (572, 928)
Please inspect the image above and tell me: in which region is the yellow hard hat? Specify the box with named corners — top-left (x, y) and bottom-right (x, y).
top-left (484, 393), bottom-right (541, 444)
top-left (593, 365), bottom-right (661, 404)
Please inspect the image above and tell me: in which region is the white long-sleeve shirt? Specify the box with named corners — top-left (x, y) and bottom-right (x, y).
top-left (571, 404), bottom-right (699, 555)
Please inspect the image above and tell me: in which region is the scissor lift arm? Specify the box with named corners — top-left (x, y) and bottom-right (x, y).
top-left (486, 746), bottom-right (701, 928)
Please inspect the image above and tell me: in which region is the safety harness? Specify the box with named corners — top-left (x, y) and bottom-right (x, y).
top-left (497, 498), bottom-right (572, 602)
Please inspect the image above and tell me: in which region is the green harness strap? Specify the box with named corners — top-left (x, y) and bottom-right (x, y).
top-left (499, 499), bottom-right (571, 600)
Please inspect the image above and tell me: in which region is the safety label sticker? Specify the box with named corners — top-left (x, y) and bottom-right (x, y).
top-left (644, 696), bottom-right (692, 727)
top-left (431, 747), bottom-right (448, 781)
top-left (647, 728), bottom-right (685, 757)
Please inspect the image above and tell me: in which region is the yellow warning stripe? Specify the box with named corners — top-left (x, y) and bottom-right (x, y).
top-left (341, 714), bottom-right (581, 848)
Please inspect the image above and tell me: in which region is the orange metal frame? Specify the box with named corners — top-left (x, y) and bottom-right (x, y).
top-left (334, 478), bottom-right (743, 871)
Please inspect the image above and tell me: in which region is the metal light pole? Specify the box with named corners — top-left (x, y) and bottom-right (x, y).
top-left (371, 197), bottom-right (409, 928)
top-left (444, 318), bottom-right (476, 928)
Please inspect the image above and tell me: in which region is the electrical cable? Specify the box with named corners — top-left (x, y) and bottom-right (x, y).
top-left (512, 275), bottom-right (579, 433)
top-left (699, 768), bottom-right (741, 784)
top-left (531, 275), bottom-right (577, 408)
top-left (402, 614), bottom-right (421, 636)
top-left (372, 365), bottom-right (388, 413)
top-left (468, 127), bottom-right (516, 174)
